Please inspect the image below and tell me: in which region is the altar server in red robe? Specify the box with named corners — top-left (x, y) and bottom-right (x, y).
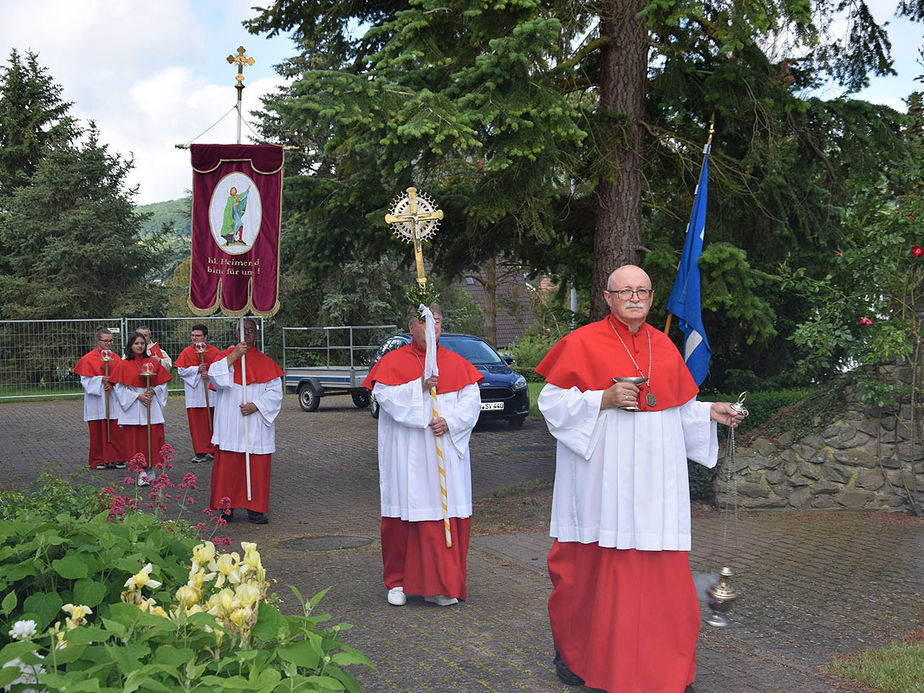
top-left (207, 318), bottom-right (283, 525)
top-left (362, 305), bottom-right (482, 607)
top-left (136, 325), bottom-right (172, 369)
top-left (74, 327), bottom-right (126, 469)
top-left (113, 331), bottom-right (172, 486)
top-left (536, 265), bottom-right (743, 692)
top-left (175, 323), bottom-right (221, 463)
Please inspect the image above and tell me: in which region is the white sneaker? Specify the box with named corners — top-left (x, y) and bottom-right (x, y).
top-left (424, 595), bottom-right (458, 606)
top-left (137, 471), bottom-right (151, 487)
top-left (386, 587), bottom-right (406, 606)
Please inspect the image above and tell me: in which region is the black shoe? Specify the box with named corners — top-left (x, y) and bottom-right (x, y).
top-left (553, 650), bottom-right (584, 687)
top-left (684, 686), bottom-right (695, 693)
top-left (191, 454), bottom-right (206, 463)
top-left (112, 461), bottom-right (127, 469)
top-left (247, 510), bottom-right (268, 524)
top-left (221, 508), bottom-right (234, 522)
top-left (205, 453), bottom-right (214, 461)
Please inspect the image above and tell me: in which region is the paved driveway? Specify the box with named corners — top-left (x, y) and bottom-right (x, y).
top-left (2, 395), bottom-right (922, 691)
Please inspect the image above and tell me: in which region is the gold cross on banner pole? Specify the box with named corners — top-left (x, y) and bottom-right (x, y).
top-left (226, 46), bottom-right (255, 145)
top-left (385, 187), bottom-right (443, 291)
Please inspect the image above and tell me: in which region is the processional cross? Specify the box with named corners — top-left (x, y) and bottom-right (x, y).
top-left (385, 187), bottom-right (451, 547)
top-left (385, 187), bottom-right (444, 291)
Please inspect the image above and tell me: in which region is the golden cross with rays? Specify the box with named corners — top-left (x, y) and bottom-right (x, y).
top-left (385, 187), bottom-right (443, 290)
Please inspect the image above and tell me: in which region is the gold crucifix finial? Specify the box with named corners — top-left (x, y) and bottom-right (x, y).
top-left (385, 187), bottom-right (443, 292)
top-left (226, 46), bottom-right (255, 90)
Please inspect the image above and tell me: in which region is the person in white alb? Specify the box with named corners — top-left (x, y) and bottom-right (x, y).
top-left (175, 323), bottom-right (221, 463)
top-left (207, 318), bottom-right (283, 525)
top-left (362, 305), bottom-right (483, 607)
top-left (536, 264), bottom-right (743, 693)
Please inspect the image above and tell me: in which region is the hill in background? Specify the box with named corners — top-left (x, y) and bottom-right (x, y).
top-left (137, 198), bottom-right (190, 281)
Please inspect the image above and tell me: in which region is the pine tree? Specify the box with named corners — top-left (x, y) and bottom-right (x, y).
top-left (0, 125), bottom-right (164, 319)
top-left (0, 49), bottom-right (76, 199)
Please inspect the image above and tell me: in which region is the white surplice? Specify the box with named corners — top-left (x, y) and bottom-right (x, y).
top-left (80, 374), bottom-right (123, 422)
top-left (113, 382), bottom-right (168, 425)
top-left (177, 365), bottom-right (210, 408)
top-left (207, 356), bottom-right (282, 454)
top-left (538, 384), bottom-right (719, 551)
top-left (373, 380), bottom-right (481, 521)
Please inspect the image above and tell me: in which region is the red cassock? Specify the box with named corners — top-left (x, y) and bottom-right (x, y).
top-left (536, 316), bottom-right (701, 692)
top-left (74, 349), bottom-right (127, 467)
top-left (364, 343), bottom-right (483, 600)
top-left (176, 343), bottom-right (222, 455)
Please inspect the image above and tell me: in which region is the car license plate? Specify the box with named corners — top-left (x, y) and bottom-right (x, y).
top-left (480, 401), bottom-right (504, 411)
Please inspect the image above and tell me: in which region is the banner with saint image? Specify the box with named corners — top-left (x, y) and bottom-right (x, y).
top-left (188, 144), bottom-right (283, 317)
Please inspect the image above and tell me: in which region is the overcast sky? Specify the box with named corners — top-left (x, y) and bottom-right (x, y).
top-left (0, 0), bottom-right (921, 205)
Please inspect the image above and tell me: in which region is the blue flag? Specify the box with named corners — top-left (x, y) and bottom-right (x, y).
top-left (666, 141), bottom-right (712, 385)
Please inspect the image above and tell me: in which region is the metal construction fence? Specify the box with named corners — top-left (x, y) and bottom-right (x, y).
top-left (0, 317), bottom-right (265, 400)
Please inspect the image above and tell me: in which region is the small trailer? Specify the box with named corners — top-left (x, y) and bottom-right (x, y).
top-left (282, 324), bottom-right (396, 412)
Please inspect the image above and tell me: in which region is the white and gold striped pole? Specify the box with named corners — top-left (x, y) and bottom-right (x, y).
top-left (419, 304), bottom-right (451, 548)
top-left (429, 384), bottom-right (452, 547)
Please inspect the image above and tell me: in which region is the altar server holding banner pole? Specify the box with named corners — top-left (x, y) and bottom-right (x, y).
top-left (185, 48), bottom-right (284, 523)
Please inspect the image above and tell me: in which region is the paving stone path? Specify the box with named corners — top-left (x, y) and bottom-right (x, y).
top-left (2, 396), bottom-right (922, 692)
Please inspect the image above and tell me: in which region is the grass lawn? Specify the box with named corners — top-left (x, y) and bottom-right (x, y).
top-left (528, 381), bottom-right (543, 417)
top-left (826, 636), bottom-right (924, 693)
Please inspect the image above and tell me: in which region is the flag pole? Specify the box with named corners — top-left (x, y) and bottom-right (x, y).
top-left (664, 115), bottom-right (714, 336)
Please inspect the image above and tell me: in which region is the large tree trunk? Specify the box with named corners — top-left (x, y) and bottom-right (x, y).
top-left (590, 0), bottom-right (648, 320)
top-left (484, 257), bottom-right (498, 346)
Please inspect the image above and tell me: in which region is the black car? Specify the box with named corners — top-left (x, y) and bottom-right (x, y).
top-left (368, 333), bottom-right (530, 426)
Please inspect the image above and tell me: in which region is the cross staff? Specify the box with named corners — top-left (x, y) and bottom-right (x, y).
top-left (226, 46), bottom-right (254, 145)
top-left (385, 187), bottom-right (443, 291)
top-left (385, 187), bottom-right (450, 546)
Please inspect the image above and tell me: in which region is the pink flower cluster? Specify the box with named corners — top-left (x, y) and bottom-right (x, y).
top-left (858, 316), bottom-right (873, 326)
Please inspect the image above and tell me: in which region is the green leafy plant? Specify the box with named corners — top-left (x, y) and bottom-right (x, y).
top-left (782, 185), bottom-right (924, 406)
top-left (0, 507), bottom-right (371, 690)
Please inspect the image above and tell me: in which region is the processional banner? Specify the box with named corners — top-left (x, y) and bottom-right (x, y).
top-left (188, 144), bottom-right (283, 317)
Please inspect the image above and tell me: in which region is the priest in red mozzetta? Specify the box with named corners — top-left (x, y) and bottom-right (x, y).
top-left (74, 327), bottom-right (126, 470)
top-left (536, 265), bottom-right (743, 693)
top-left (175, 324), bottom-right (221, 464)
top-left (207, 318), bottom-right (283, 525)
top-left (362, 304), bottom-right (483, 607)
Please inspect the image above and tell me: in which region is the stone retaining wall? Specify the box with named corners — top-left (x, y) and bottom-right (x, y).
top-left (714, 366), bottom-right (923, 512)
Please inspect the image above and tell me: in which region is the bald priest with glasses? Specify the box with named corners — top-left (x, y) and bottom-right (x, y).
top-left (535, 264), bottom-right (743, 693)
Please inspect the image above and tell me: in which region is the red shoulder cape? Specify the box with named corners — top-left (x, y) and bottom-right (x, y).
top-left (74, 349), bottom-right (121, 378)
top-left (214, 347), bottom-right (283, 385)
top-left (113, 356), bottom-right (172, 388)
top-left (535, 317), bottom-right (698, 411)
top-left (176, 343), bottom-right (222, 368)
top-left (363, 343), bottom-right (483, 394)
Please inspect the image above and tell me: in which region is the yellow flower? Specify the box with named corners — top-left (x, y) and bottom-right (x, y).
top-left (150, 605), bottom-right (170, 619)
top-left (188, 567), bottom-right (216, 590)
top-left (191, 541), bottom-right (216, 571)
top-left (175, 585), bottom-right (201, 609)
top-left (137, 597), bottom-right (157, 613)
top-left (228, 605), bottom-right (252, 629)
top-left (234, 583), bottom-right (261, 609)
top-left (213, 553), bottom-right (244, 587)
top-left (61, 604), bottom-right (92, 629)
top-left (215, 588), bottom-right (235, 617)
top-left (124, 563), bottom-right (162, 591)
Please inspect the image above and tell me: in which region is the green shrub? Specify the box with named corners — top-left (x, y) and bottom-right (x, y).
top-left (508, 332), bottom-right (560, 381)
top-left (0, 477), bottom-right (371, 690)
